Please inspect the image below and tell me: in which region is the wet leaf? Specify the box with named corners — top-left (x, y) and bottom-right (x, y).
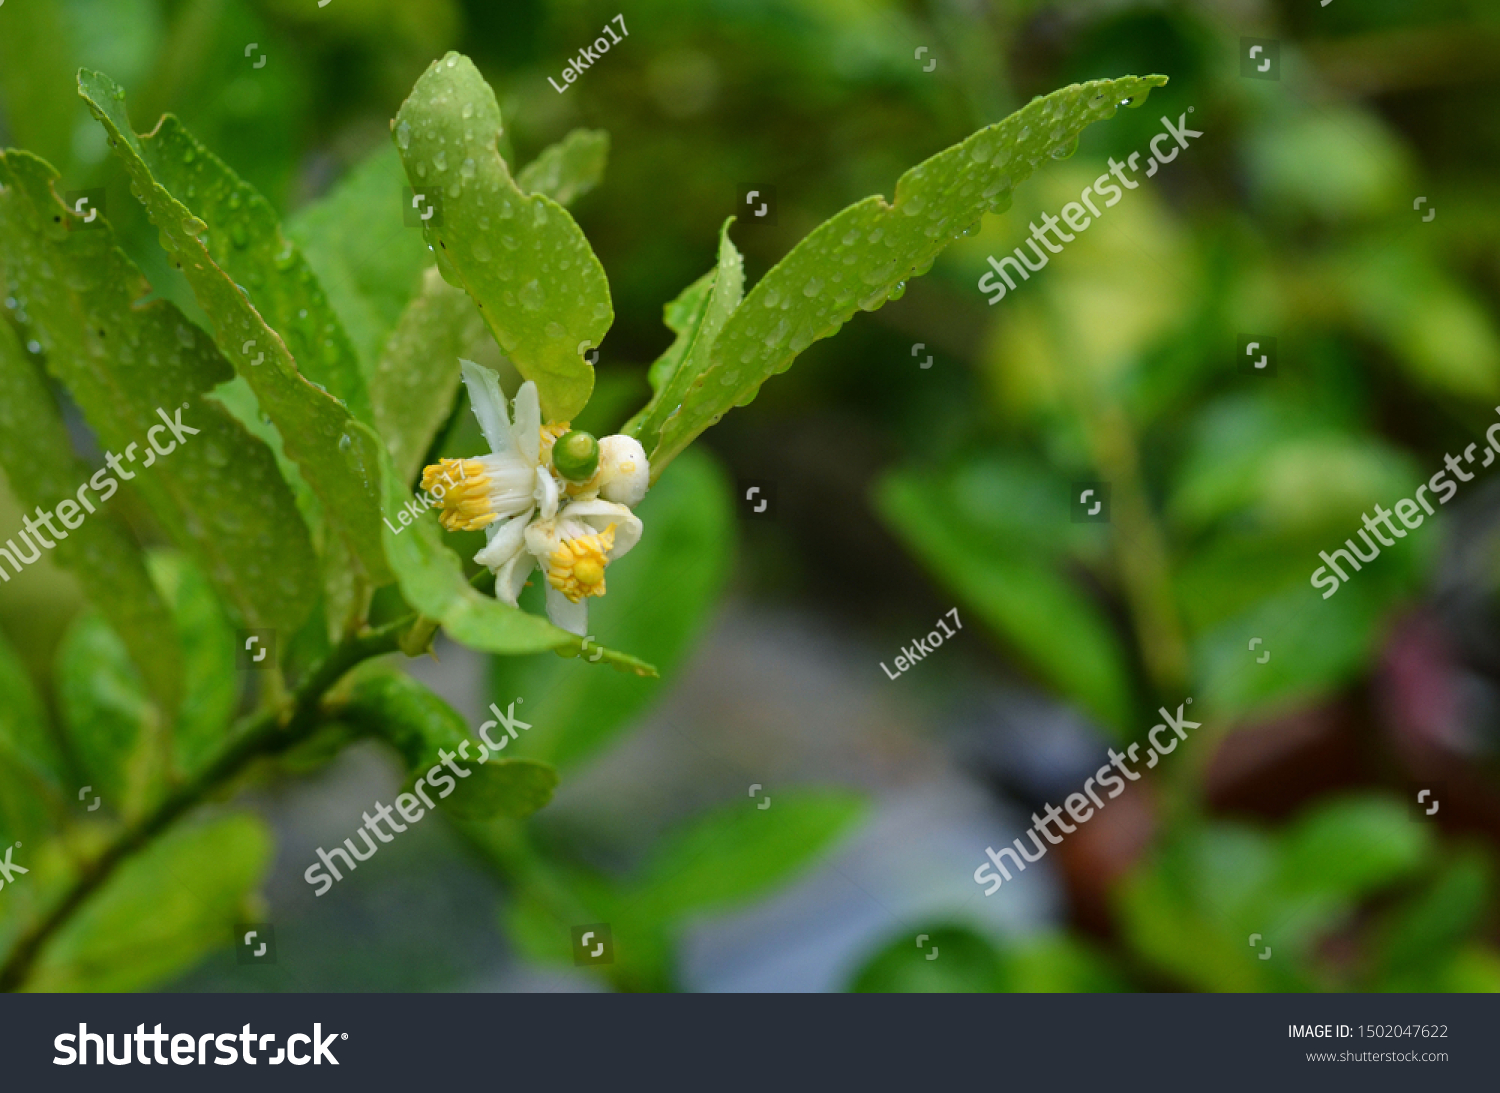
top-left (649, 74), bottom-right (1168, 473)
top-left (393, 52), bottom-right (613, 422)
top-left (516, 128), bottom-right (610, 207)
top-left (0, 315), bottom-right (181, 716)
top-left (625, 219), bottom-right (744, 465)
top-left (79, 70), bottom-right (393, 586)
top-left (0, 149), bottom-right (319, 633)
top-left (22, 814), bottom-right (272, 992)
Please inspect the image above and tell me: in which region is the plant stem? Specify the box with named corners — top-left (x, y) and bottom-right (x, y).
top-left (0, 615), bottom-right (411, 992)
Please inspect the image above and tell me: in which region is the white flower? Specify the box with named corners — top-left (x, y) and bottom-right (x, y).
top-left (422, 361), bottom-right (648, 637)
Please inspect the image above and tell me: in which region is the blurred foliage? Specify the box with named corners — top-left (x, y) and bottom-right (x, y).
top-left (3, 0), bottom-right (1499, 994)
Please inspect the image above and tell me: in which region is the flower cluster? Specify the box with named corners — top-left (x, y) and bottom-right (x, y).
top-left (421, 361), bottom-right (649, 636)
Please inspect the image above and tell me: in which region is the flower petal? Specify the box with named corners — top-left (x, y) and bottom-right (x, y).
top-left (495, 551), bottom-right (536, 607)
top-left (474, 506), bottom-right (533, 571)
top-left (513, 381), bottom-right (541, 465)
top-left (460, 360), bottom-right (513, 455)
top-left (545, 584), bottom-right (588, 635)
top-left (534, 464), bottom-right (559, 521)
top-left (557, 499), bottom-right (643, 560)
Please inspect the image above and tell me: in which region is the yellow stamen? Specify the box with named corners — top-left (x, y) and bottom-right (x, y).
top-left (420, 458), bottom-right (497, 532)
top-left (538, 421), bottom-right (570, 467)
top-left (545, 523), bottom-right (616, 603)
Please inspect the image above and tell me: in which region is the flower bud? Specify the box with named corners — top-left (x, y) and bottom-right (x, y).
top-left (551, 430), bottom-right (600, 481)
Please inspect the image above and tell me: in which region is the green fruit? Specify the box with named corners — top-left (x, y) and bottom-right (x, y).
top-left (552, 430), bottom-right (600, 481)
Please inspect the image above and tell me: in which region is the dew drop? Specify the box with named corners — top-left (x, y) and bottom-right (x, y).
top-left (802, 277), bottom-right (823, 297)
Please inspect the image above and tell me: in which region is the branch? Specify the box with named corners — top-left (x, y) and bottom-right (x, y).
top-left (0, 615), bottom-right (412, 991)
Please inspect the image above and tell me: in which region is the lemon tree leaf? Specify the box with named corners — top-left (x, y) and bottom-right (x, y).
top-left (55, 609), bottom-right (163, 820)
top-left (147, 552), bottom-right (238, 779)
top-left (79, 70), bottom-right (393, 586)
top-left (0, 315), bottom-right (181, 716)
top-left (22, 814), bottom-right (272, 992)
top-left (649, 74), bottom-right (1169, 473)
top-left (875, 467), bottom-right (1134, 734)
top-left (630, 789), bottom-right (866, 917)
top-left (0, 150), bottom-right (319, 634)
top-left (372, 267), bottom-right (486, 488)
top-left (393, 52), bottom-right (612, 422)
top-left (516, 129), bottom-right (609, 206)
top-left (105, 110), bottom-right (373, 424)
top-left (0, 628), bottom-right (59, 849)
top-left (625, 220), bottom-right (744, 462)
top-left (288, 145), bottom-right (435, 383)
top-left (338, 667), bottom-right (558, 820)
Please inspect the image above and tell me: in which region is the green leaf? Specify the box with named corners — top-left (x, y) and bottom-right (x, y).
top-left (875, 468), bottom-right (1133, 734)
top-left (79, 70), bottom-right (393, 587)
top-left (393, 52), bottom-right (612, 422)
top-left (629, 789), bottom-right (865, 918)
top-left (489, 447), bottom-right (732, 769)
top-left (55, 610), bottom-right (163, 819)
top-left (648, 74), bottom-right (1168, 473)
top-left (0, 150), bottom-right (319, 634)
top-left (372, 267), bottom-right (486, 487)
top-left (516, 129), bottom-right (610, 207)
top-left (1378, 850), bottom-right (1491, 982)
top-left (98, 110), bottom-right (373, 424)
top-left (1275, 796), bottom-right (1431, 902)
top-left (851, 926), bottom-right (1007, 993)
top-left (0, 628), bottom-right (59, 848)
top-left (288, 145), bottom-right (435, 383)
top-left (338, 667), bottom-right (558, 820)
top-left (625, 219), bottom-right (745, 464)
top-left (22, 814), bottom-right (272, 991)
top-left (0, 315), bottom-right (181, 716)
top-left (0, 0), bottom-right (76, 174)
top-left (147, 552), bottom-right (238, 778)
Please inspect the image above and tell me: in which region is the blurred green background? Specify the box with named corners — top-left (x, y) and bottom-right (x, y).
top-left (3, 0), bottom-right (1500, 992)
